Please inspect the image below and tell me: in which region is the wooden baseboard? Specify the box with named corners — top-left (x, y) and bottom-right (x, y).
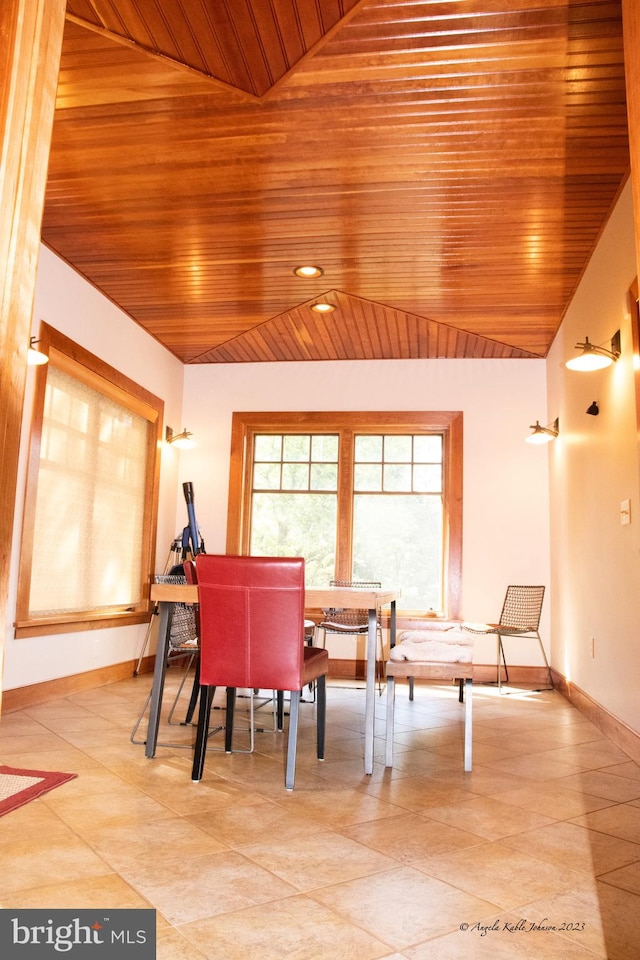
top-left (338, 659), bottom-right (640, 763)
top-left (326, 658), bottom-right (369, 681)
top-left (550, 670), bottom-right (640, 764)
top-left (1, 656), bottom-right (155, 714)
top-left (1, 657), bottom-right (545, 712)
top-left (330, 660), bottom-right (552, 686)
top-left (3, 658), bottom-right (639, 766)
top-left (468, 663), bottom-right (552, 686)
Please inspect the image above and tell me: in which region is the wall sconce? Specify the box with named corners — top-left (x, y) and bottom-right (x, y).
top-left (566, 331), bottom-right (621, 371)
top-left (27, 336), bottom-right (48, 366)
top-left (166, 426), bottom-right (197, 449)
top-left (525, 417), bottom-right (559, 444)
top-left (586, 400), bottom-right (599, 416)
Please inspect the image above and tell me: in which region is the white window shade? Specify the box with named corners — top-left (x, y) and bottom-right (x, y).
top-left (16, 322), bottom-right (163, 636)
top-left (28, 367), bottom-right (148, 616)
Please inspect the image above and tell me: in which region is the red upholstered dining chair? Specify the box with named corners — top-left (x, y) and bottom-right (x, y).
top-left (191, 554), bottom-right (329, 790)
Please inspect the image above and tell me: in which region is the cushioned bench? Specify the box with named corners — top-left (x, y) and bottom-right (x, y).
top-left (385, 626), bottom-right (473, 771)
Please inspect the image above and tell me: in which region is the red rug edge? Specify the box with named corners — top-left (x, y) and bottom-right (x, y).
top-left (0, 765), bottom-right (78, 817)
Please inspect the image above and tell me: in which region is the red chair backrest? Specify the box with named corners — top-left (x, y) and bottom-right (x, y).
top-left (194, 554), bottom-right (305, 691)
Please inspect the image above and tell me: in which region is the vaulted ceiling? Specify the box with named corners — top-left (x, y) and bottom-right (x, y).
top-left (42, 0), bottom-right (630, 363)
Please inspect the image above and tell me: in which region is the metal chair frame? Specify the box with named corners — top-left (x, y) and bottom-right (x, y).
top-left (463, 585), bottom-right (552, 691)
top-left (315, 579), bottom-right (385, 692)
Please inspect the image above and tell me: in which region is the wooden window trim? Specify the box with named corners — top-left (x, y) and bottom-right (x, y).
top-left (227, 411), bottom-right (463, 619)
top-left (630, 279), bottom-right (640, 447)
top-left (15, 323), bottom-right (163, 637)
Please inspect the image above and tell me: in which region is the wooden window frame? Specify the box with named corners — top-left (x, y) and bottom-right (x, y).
top-left (630, 279), bottom-right (640, 449)
top-left (15, 323), bottom-right (163, 637)
top-left (227, 411), bottom-right (463, 619)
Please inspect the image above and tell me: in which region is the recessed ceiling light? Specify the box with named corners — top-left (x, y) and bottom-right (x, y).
top-left (294, 265), bottom-right (323, 278)
top-left (310, 302), bottom-right (335, 313)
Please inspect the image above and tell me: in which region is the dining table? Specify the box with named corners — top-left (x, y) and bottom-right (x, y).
top-left (145, 581), bottom-right (400, 774)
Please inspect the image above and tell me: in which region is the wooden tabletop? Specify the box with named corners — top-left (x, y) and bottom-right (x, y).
top-left (150, 583), bottom-right (400, 608)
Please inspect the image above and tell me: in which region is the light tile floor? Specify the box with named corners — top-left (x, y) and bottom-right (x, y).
top-left (1, 672), bottom-right (640, 959)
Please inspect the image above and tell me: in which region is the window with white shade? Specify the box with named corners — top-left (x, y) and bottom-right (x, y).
top-left (16, 324), bottom-right (163, 636)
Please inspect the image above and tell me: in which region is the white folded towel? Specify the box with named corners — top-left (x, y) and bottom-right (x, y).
top-left (390, 629), bottom-right (473, 663)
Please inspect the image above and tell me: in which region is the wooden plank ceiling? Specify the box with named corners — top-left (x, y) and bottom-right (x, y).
top-left (43, 0), bottom-right (629, 363)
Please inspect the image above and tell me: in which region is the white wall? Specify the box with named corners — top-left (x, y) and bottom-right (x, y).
top-left (3, 246), bottom-right (186, 690)
top-left (4, 247), bottom-right (553, 689)
top-left (180, 356), bottom-right (551, 666)
top-left (547, 180), bottom-right (640, 733)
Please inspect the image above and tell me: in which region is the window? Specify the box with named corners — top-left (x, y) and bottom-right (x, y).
top-left (228, 412), bottom-right (462, 617)
top-left (250, 433), bottom-right (338, 586)
top-left (352, 433), bottom-right (444, 609)
top-left (15, 324), bottom-right (163, 636)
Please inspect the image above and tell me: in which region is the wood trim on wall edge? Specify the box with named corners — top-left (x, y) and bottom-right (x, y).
top-left (3, 661), bottom-right (638, 769)
top-left (1, 656), bottom-right (154, 714)
top-left (550, 669), bottom-right (640, 765)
